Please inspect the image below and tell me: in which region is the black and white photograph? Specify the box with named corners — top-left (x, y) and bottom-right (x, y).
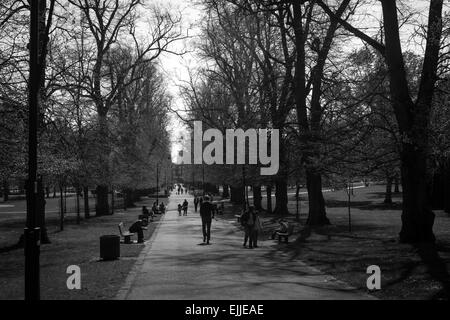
top-left (0, 0), bottom-right (450, 306)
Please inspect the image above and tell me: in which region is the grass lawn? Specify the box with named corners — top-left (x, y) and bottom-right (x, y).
top-left (0, 198), bottom-right (164, 300)
top-left (221, 184), bottom-right (450, 300)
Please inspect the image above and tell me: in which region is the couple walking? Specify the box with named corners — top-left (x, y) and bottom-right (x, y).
top-left (240, 206), bottom-right (262, 249)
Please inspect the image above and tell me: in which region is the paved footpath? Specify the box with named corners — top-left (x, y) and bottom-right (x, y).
top-left (117, 192), bottom-right (373, 300)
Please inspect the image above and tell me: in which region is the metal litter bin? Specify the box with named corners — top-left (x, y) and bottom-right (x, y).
top-left (100, 235), bottom-right (120, 260)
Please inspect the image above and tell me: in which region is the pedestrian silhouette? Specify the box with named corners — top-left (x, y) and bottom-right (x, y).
top-left (199, 196), bottom-right (214, 244)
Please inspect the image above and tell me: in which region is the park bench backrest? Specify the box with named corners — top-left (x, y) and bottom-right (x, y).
top-left (118, 222), bottom-right (124, 236)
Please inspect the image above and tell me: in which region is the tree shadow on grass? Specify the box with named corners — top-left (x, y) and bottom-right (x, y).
top-left (367, 191), bottom-right (402, 199)
top-left (416, 242), bottom-right (450, 300)
top-left (326, 199), bottom-right (402, 211)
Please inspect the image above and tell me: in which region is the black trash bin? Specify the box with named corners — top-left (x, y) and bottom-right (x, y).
top-left (100, 235), bottom-right (120, 260)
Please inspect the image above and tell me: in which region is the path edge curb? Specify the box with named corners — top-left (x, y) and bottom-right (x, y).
top-left (115, 212), bottom-right (167, 300)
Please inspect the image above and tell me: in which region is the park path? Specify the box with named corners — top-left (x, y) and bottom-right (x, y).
top-left (118, 191), bottom-right (372, 300)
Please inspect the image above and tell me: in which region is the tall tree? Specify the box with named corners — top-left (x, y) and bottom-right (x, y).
top-left (317, 0), bottom-right (444, 243)
top-left (67, 0), bottom-right (185, 215)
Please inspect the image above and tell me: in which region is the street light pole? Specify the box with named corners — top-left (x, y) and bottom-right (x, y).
top-left (242, 166), bottom-right (247, 211)
top-left (156, 163), bottom-right (159, 205)
top-left (24, 0), bottom-right (41, 301)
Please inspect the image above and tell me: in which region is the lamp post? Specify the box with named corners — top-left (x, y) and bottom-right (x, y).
top-left (156, 163), bottom-right (159, 205)
top-left (24, 0), bottom-right (41, 300)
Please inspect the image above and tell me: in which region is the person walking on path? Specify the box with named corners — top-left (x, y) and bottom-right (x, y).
top-left (194, 196), bottom-right (199, 212)
top-left (200, 195), bottom-right (214, 244)
top-left (240, 206), bottom-right (259, 249)
top-left (151, 202), bottom-right (158, 215)
top-left (183, 199), bottom-right (188, 216)
top-left (178, 204), bottom-right (182, 216)
top-left (251, 209), bottom-right (262, 248)
top-left (240, 208), bottom-right (251, 248)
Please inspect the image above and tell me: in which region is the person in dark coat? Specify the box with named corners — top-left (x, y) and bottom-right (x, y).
top-left (129, 220), bottom-right (145, 243)
top-left (240, 209), bottom-right (251, 247)
top-left (240, 206), bottom-right (259, 248)
top-left (182, 199), bottom-right (188, 216)
top-left (151, 202), bottom-right (158, 215)
top-left (194, 197), bottom-right (199, 212)
top-left (199, 196), bottom-right (214, 244)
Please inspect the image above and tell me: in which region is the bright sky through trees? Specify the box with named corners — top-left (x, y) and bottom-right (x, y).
top-left (155, 0), bottom-right (432, 161)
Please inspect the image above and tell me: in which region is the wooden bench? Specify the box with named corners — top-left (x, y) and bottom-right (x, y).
top-left (118, 222), bottom-right (135, 244)
top-left (276, 225), bottom-right (294, 243)
top-left (234, 214), bottom-right (241, 223)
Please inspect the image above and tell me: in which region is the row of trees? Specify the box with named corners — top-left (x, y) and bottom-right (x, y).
top-left (0, 0), bottom-right (180, 226)
top-left (179, 0), bottom-right (450, 243)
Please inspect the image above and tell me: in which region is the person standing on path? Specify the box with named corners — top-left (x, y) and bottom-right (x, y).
top-left (240, 208), bottom-right (251, 248)
top-left (183, 199), bottom-right (188, 216)
top-left (251, 209), bottom-right (262, 248)
top-left (194, 197), bottom-right (199, 212)
top-left (200, 195), bottom-right (214, 244)
top-left (241, 206), bottom-right (259, 249)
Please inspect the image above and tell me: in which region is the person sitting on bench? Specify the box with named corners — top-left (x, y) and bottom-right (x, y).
top-left (129, 219), bottom-right (145, 243)
top-left (143, 205), bottom-right (153, 219)
top-left (139, 206), bottom-right (151, 226)
top-left (159, 202), bottom-right (166, 214)
top-left (151, 202), bottom-right (158, 215)
top-left (271, 219), bottom-right (289, 239)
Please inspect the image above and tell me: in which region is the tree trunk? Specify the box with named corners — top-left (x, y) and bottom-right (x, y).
top-left (230, 186), bottom-right (244, 204)
top-left (445, 161), bottom-right (450, 214)
top-left (253, 185), bottom-right (262, 210)
top-left (38, 180), bottom-right (50, 243)
top-left (306, 170), bottom-right (329, 226)
top-left (83, 186), bottom-right (90, 219)
top-left (384, 177), bottom-right (393, 204)
top-left (274, 178), bottom-right (288, 215)
top-left (2, 180), bottom-right (9, 202)
top-left (222, 184), bottom-right (229, 198)
top-left (266, 185), bottom-right (272, 214)
top-left (96, 185), bottom-right (110, 216)
top-left (399, 146), bottom-right (435, 243)
top-left (394, 176), bottom-right (400, 193)
top-left (76, 186), bottom-right (81, 224)
top-left (59, 185), bottom-right (64, 231)
top-left (111, 189), bottom-right (114, 215)
top-left (124, 188), bottom-right (136, 208)
top-left (380, 0), bottom-right (441, 244)
top-left (296, 183), bottom-right (300, 221)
